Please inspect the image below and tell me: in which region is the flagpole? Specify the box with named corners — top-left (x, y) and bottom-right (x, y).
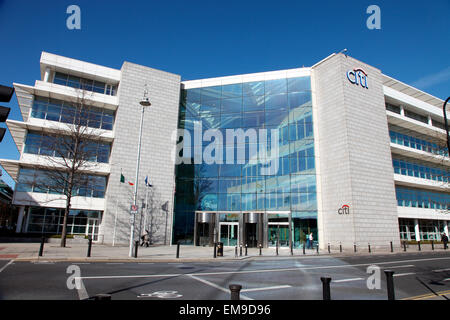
top-left (144, 182), bottom-right (149, 236)
top-left (112, 196), bottom-right (118, 246)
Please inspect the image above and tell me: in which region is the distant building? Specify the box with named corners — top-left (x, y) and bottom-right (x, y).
top-left (0, 177), bottom-right (17, 232)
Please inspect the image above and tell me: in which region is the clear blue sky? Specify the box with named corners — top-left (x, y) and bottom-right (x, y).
top-left (0, 0), bottom-right (449, 188)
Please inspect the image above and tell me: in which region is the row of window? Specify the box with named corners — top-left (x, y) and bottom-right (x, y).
top-left (176, 192), bottom-right (317, 212)
top-left (184, 77), bottom-right (311, 103)
top-left (24, 131), bottom-right (111, 163)
top-left (176, 174), bottom-right (316, 195)
top-left (395, 187), bottom-right (450, 210)
top-left (389, 130), bottom-right (448, 156)
top-left (386, 104), bottom-right (446, 130)
top-left (31, 96), bottom-right (115, 131)
top-left (53, 72), bottom-right (117, 96)
top-left (393, 158), bottom-right (449, 183)
top-left (182, 91), bottom-right (312, 117)
top-left (399, 218), bottom-right (448, 241)
top-left (16, 168), bottom-right (107, 198)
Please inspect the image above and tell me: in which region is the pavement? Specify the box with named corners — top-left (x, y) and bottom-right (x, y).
top-left (0, 241), bottom-right (448, 262)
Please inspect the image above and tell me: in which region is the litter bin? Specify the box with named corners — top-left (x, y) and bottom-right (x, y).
top-left (217, 242), bottom-right (224, 257)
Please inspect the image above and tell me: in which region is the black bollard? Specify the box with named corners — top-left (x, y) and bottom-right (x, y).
top-left (328, 243), bottom-right (330, 254)
top-left (134, 240), bottom-right (139, 258)
top-left (290, 243), bottom-right (293, 256)
top-left (303, 242), bottom-right (306, 255)
top-left (431, 240), bottom-right (434, 251)
top-left (38, 236), bottom-right (45, 257)
top-left (239, 244), bottom-right (242, 257)
top-left (229, 284), bottom-right (242, 300)
top-left (403, 241), bottom-right (407, 252)
top-left (214, 242), bottom-right (217, 258)
top-left (340, 243), bottom-right (342, 253)
top-left (368, 243), bottom-right (371, 253)
top-left (87, 236), bottom-right (92, 257)
top-left (276, 240), bottom-right (279, 256)
top-left (245, 244), bottom-right (248, 256)
top-left (320, 277), bottom-right (332, 300)
top-left (354, 243), bottom-right (357, 253)
top-left (316, 243), bottom-right (319, 254)
top-left (259, 244), bottom-right (262, 256)
top-left (235, 246), bottom-right (238, 258)
top-left (176, 241), bottom-right (180, 258)
top-left (94, 294), bottom-right (111, 300)
top-left (418, 241), bottom-right (421, 251)
top-left (390, 241), bottom-right (393, 253)
top-left (384, 270), bottom-right (395, 300)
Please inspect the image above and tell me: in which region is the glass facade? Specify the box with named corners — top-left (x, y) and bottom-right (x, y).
top-left (16, 168), bottom-right (107, 198)
top-left (173, 76), bottom-right (317, 245)
top-left (31, 96), bottom-right (115, 130)
top-left (53, 72), bottom-right (118, 96)
top-left (399, 218), bottom-right (447, 241)
top-left (23, 131), bottom-right (111, 163)
top-left (26, 206), bottom-right (102, 235)
top-left (393, 158), bottom-right (449, 183)
top-left (389, 130), bottom-right (448, 157)
top-left (395, 186), bottom-right (450, 210)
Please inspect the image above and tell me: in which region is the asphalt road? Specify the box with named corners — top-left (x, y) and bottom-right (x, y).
top-left (0, 252), bottom-right (449, 300)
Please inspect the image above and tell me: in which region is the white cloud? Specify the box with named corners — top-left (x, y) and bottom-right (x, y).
top-left (411, 66), bottom-right (450, 89)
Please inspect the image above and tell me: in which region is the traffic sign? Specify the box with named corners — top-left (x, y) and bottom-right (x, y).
top-left (130, 205), bottom-right (138, 215)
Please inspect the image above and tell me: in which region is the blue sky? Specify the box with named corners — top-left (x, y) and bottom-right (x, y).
top-left (0, 0), bottom-right (449, 188)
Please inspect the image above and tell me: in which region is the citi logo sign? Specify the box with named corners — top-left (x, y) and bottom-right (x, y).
top-left (347, 68), bottom-right (368, 89)
top-left (338, 204), bottom-right (350, 215)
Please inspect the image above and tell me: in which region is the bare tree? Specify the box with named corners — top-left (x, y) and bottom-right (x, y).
top-left (32, 89), bottom-right (107, 247)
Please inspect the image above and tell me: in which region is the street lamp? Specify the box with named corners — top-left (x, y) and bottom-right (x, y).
top-left (129, 85), bottom-right (151, 257)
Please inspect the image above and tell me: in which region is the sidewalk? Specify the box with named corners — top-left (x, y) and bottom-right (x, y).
top-left (0, 242), bottom-right (448, 262)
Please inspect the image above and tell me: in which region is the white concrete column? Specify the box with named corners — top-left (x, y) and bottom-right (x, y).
top-left (428, 115), bottom-right (433, 126)
top-left (444, 221), bottom-right (449, 237)
top-left (43, 67), bottom-right (51, 82)
top-left (400, 105), bottom-right (405, 116)
top-left (15, 206), bottom-right (25, 233)
top-left (414, 219), bottom-right (421, 241)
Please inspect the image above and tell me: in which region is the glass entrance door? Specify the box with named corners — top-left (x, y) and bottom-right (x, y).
top-left (86, 218), bottom-right (99, 241)
top-left (219, 223), bottom-right (238, 247)
top-left (268, 224), bottom-right (289, 247)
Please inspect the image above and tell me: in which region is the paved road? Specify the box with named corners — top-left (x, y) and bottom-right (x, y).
top-left (0, 252), bottom-right (449, 300)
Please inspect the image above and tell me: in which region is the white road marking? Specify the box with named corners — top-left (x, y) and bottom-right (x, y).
top-left (241, 285), bottom-right (292, 292)
top-left (333, 278), bottom-right (364, 283)
top-left (433, 268), bottom-right (450, 273)
top-left (75, 277), bottom-right (89, 300)
top-left (443, 278), bottom-right (450, 281)
top-left (0, 260), bottom-right (13, 273)
top-left (106, 263), bottom-right (123, 265)
top-left (393, 273), bottom-right (416, 277)
top-left (81, 274), bottom-right (182, 280)
top-left (382, 265), bottom-right (415, 269)
top-left (187, 274), bottom-right (252, 300)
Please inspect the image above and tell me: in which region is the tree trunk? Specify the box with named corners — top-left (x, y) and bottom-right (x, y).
top-left (60, 174), bottom-right (74, 247)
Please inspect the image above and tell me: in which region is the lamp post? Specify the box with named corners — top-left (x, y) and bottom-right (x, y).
top-left (128, 86), bottom-right (151, 257)
top-left (443, 97), bottom-right (450, 156)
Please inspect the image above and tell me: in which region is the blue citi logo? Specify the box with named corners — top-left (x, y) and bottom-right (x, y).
top-left (347, 68), bottom-right (369, 89)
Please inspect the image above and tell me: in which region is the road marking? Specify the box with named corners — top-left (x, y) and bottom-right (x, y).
top-left (81, 274), bottom-right (182, 280)
top-left (75, 277), bottom-right (89, 300)
top-left (106, 263), bottom-right (123, 265)
top-left (393, 272), bottom-right (416, 277)
top-left (187, 274), bottom-right (252, 300)
top-left (433, 268), bottom-right (450, 273)
top-left (0, 260), bottom-right (13, 273)
top-left (444, 278), bottom-right (450, 281)
top-left (403, 289), bottom-right (450, 300)
top-left (333, 278), bottom-right (364, 283)
top-left (381, 265), bottom-right (414, 269)
top-left (241, 285), bottom-right (291, 292)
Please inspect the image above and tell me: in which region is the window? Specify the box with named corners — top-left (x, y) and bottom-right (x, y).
top-left (53, 72), bottom-right (117, 96)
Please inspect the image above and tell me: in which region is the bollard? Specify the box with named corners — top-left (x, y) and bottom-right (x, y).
top-left (368, 243), bottom-right (371, 253)
top-left (418, 241), bottom-right (421, 251)
top-left (316, 243), bottom-right (319, 254)
top-left (276, 240), bottom-right (279, 256)
top-left (134, 240), bottom-right (139, 258)
top-left (303, 242), bottom-right (306, 255)
top-left (340, 243), bottom-right (342, 253)
top-left (431, 240), bottom-right (434, 251)
top-left (176, 241), bottom-right (180, 258)
top-left (290, 243), bottom-right (293, 256)
top-left (229, 284), bottom-right (242, 300)
top-left (239, 244), bottom-right (242, 257)
top-left (39, 236), bottom-right (45, 257)
top-left (214, 242), bottom-right (217, 258)
top-left (354, 243), bottom-right (357, 253)
top-left (328, 243), bottom-right (330, 254)
top-left (235, 246), bottom-right (238, 258)
top-left (245, 244), bottom-right (248, 256)
top-left (403, 241), bottom-right (407, 252)
top-left (320, 277), bottom-right (332, 300)
top-left (94, 294), bottom-right (111, 300)
top-left (87, 236), bottom-right (92, 258)
top-left (384, 270), bottom-right (395, 300)
top-left (259, 244), bottom-right (262, 256)
top-left (390, 241), bottom-right (393, 253)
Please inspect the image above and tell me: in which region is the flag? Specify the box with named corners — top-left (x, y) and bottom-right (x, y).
top-left (120, 172), bottom-right (134, 186)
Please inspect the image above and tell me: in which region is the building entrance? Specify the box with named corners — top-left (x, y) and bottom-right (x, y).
top-left (268, 224), bottom-right (289, 247)
top-left (219, 222), bottom-right (239, 247)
